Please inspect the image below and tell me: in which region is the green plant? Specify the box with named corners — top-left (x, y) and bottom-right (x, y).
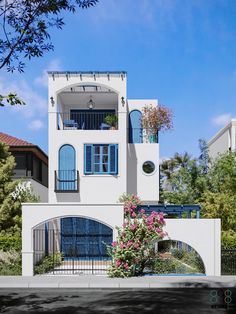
top-left (181, 251), bottom-right (205, 273)
top-left (170, 248), bottom-right (185, 259)
top-left (104, 115), bottom-right (118, 128)
top-left (0, 234), bottom-right (21, 252)
top-left (221, 230), bottom-right (236, 249)
top-left (0, 250), bottom-right (21, 275)
top-left (34, 252), bottom-right (63, 274)
top-left (153, 258), bottom-right (179, 274)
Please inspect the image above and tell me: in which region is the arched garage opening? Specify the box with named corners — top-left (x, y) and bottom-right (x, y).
top-left (151, 239), bottom-right (205, 275)
top-left (33, 217), bottom-right (113, 275)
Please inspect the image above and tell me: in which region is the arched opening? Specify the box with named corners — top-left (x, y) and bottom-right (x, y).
top-left (129, 110), bottom-right (142, 143)
top-left (33, 216), bottom-right (113, 275)
top-left (58, 144), bottom-right (76, 191)
top-left (149, 239), bottom-right (205, 275)
top-left (60, 217), bottom-right (112, 259)
top-left (56, 83), bottom-right (119, 130)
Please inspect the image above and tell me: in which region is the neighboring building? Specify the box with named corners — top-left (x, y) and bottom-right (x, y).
top-left (208, 119), bottom-right (236, 158)
top-left (0, 132), bottom-right (48, 202)
top-left (21, 71), bottom-right (221, 276)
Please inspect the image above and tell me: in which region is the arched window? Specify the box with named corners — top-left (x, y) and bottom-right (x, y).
top-left (129, 110), bottom-right (142, 143)
top-left (58, 144), bottom-right (76, 190)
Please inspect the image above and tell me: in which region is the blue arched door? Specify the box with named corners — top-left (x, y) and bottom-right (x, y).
top-left (129, 110), bottom-right (142, 143)
top-left (61, 217), bottom-right (112, 259)
top-left (59, 144), bottom-right (76, 190)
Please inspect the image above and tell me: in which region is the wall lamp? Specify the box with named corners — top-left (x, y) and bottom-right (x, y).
top-left (50, 96), bottom-right (55, 107)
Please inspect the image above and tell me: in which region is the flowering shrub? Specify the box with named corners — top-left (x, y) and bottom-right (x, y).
top-left (108, 194), bottom-right (167, 277)
top-left (141, 104), bottom-right (173, 134)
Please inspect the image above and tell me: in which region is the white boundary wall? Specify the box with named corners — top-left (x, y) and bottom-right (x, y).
top-left (22, 204), bottom-right (221, 277)
top-left (163, 219), bottom-right (221, 276)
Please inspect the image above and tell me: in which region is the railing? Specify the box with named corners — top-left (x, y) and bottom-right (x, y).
top-left (54, 170), bottom-right (79, 192)
top-left (129, 128), bottom-right (159, 143)
top-left (221, 249), bottom-right (236, 275)
top-left (137, 205), bottom-right (201, 219)
top-left (57, 111), bottom-right (118, 130)
top-left (33, 228), bottom-right (112, 275)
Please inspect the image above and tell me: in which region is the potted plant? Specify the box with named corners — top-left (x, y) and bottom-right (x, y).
top-left (141, 104), bottom-right (173, 143)
top-left (104, 114), bottom-right (118, 130)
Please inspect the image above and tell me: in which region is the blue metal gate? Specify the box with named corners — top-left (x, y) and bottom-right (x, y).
top-left (60, 217), bottom-right (112, 259)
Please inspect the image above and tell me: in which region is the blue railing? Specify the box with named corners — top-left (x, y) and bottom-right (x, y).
top-left (137, 204), bottom-right (201, 219)
top-left (55, 170), bottom-right (79, 192)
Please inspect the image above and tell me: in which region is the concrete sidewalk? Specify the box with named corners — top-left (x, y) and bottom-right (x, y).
top-left (0, 275), bottom-right (236, 288)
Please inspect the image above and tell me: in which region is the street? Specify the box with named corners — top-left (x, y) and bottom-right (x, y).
top-left (0, 288), bottom-right (235, 313)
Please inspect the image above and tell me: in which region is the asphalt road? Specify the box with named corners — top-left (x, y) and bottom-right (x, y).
top-left (0, 288), bottom-right (235, 314)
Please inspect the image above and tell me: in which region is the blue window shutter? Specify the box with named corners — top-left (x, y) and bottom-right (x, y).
top-left (84, 144), bottom-right (93, 174)
top-left (109, 144), bottom-right (118, 174)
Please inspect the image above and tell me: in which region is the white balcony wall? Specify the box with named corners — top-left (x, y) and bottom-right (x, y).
top-left (127, 99), bottom-right (159, 202)
top-left (127, 144), bottom-right (159, 202)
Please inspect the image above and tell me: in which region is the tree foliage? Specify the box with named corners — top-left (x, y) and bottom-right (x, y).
top-left (0, 142), bottom-right (38, 234)
top-left (160, 141), bottom-right (236, 248)
top-left (0, 0), bottom-right (98, 106)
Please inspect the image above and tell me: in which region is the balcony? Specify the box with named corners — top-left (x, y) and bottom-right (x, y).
top-left (54, 170), bottom-right (79, 192)
top-left (57, 110), bottom-right (118, 131)
top-left (129, 128), bottom-right (159, 143)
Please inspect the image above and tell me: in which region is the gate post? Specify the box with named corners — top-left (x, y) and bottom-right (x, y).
top-left (22, 251), bottom-right (34, 276)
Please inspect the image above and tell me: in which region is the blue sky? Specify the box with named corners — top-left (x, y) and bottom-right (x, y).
top-left (1, 0), bottom-right (236, 160)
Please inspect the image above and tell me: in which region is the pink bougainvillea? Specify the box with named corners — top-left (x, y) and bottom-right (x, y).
top-left (141, 104), bottom-right (173, 134)
top-left (107, 194), bottom-right (167, 278)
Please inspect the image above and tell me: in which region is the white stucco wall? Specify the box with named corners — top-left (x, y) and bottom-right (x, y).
top-left (127, 144), bottom-right (159, 202)
top-left (22, 202), bottom-right (221, 277)
top-left (208, 119), bottom-right (236, 158)
top-left (48, 73), bottom-right (127, 204)
top-left (163, 219), bottom-right (221, 276)
top-left (29, 179), bottom-right (48, 202)
top-left (127, 99), bottom-right (159, 202)
top-left (22, 203), bottom-right (124, 276)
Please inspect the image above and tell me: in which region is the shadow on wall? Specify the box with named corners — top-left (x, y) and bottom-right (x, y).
top-left (56, 193), bottom-right (81, 202)
top-left (127, 144), bottom-right (137, 195)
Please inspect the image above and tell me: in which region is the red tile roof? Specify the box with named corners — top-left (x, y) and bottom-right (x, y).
top-left (0, 132), bottom-right (34, 147)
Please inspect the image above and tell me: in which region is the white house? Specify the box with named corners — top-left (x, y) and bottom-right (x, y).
top-left (21, 71), bottom-right (221, 276)
top-left (0, 132), bottom-right (48, 202)
top-left (208, 119), bottom-right (236, 158)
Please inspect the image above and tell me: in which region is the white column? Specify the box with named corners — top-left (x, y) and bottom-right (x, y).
top-left (231, 125), bottom-right (236, 151)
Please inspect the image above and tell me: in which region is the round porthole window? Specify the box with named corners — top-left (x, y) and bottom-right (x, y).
top-left (142, 161), bottom-right (155, 175)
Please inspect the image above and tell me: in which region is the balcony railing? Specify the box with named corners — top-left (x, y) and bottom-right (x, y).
top-left (137, 205), bottom-right (201, 219)
top-left (55, 170), bottom-right (79, 192)
top-left (129, 128), bottom-right (159, 143)
top-left (57, 111), bottom-right (118, 130)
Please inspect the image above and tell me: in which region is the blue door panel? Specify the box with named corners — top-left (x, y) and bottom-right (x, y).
top-left (129, 110), bottom-right (142, 143)
top-left (59, 145), bottom-right (76, 190)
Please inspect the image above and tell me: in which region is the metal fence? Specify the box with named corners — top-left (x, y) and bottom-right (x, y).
top-left (221, 249), bottom-right (236, 275)
top-left (33, 229), bottom-right (111, 275)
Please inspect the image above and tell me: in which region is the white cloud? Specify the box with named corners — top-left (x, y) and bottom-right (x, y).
top-left (34, 58), bottom-right (62, 88)
top-left (28, 119), bottom-right (44, 130)
top-left (0, 77), bottom-right (47, 118)
top-left (212, 113), bottom-right (232, 127)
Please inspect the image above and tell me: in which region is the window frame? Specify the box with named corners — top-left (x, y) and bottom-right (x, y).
top-left (84, 144), bottom-right (118, 175)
